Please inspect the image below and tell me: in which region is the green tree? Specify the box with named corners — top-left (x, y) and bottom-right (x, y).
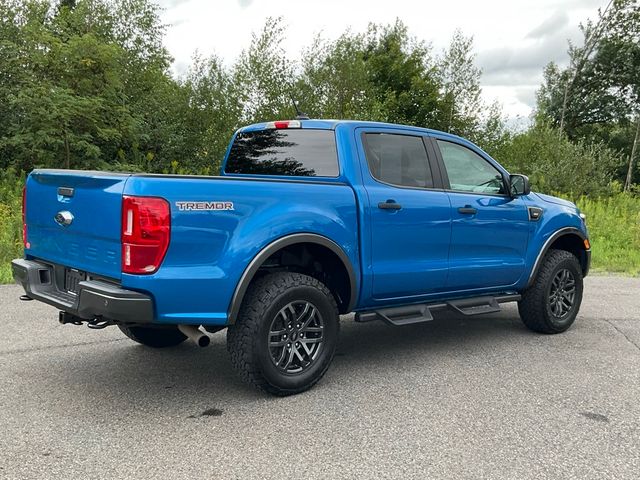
top-left (0, 0), bottom-right (175, 172)
top-left (536, 0), bottom-right (640, 189)
top-left (232, 17), bottom-right (294, 123)
top-left (181, 54), bottom-right (244, 173)
top-left (437, 29), bottom-right (483, 138)
top-left (363, 21), bottom-right (444, 128)
top-left (297, 20), bottom-right (448, 129)
top-left (297, 31), bottom-right (381, 119)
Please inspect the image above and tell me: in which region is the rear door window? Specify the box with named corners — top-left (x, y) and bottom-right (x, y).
top-left (225, 129), bottom-right (339, 177)
top-left (362, 133), bottom-right (434, 188)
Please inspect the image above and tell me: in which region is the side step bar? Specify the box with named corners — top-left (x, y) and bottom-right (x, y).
top-left (355, 294), bottom-right (521, 327)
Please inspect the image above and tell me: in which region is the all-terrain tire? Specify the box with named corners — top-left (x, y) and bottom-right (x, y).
top-left (118, 324), bottom-right (187, 348)
top-left (227, 272), bottom-right (340, 396)
top-left (518, 249), bottom-right (584, 334)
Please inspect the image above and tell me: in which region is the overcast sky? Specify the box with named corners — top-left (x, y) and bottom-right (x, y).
top-left (156, 0), bottom-right (606, 122)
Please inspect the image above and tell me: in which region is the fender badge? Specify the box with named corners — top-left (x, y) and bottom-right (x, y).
top-left (175, 201), bottom-right (234, 211)
top-left (54, 211), bottom-right (74, 227)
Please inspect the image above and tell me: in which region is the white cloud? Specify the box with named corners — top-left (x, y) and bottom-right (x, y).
top-left (527, 10), bottom-right (569, 39)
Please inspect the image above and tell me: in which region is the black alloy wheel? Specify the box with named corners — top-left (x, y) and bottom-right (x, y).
top-left (548, 268), bottom-right (576, 319)
top-left (268, 300), bottom-right (325, 374)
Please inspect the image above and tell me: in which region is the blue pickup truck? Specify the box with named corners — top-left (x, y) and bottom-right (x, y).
top-left (12, 119), bottom-right (591, 395)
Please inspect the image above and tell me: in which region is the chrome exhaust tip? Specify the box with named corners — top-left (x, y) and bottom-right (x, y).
top-left (177, 325), bottom-right (210, 347)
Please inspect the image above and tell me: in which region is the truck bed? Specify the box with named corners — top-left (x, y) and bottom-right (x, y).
top-left (24, 170), bottom-right (359, 325)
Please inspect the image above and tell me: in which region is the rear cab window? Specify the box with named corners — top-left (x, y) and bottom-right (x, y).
top-left (225, 129), bottom-right (339, 177)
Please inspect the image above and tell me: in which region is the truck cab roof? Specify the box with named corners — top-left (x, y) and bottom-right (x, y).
top-left (239, 119), bottom-right (467, 142)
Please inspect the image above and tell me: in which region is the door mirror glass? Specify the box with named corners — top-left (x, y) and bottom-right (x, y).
top-left (509, 174), bottom-right (530, 196)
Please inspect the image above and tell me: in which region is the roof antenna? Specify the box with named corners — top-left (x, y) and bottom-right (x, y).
top-left (289, 92), bottom-right (309, 120)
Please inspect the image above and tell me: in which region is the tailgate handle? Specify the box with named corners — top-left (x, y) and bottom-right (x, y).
top-left (57, 187), bottom-right (74, 197)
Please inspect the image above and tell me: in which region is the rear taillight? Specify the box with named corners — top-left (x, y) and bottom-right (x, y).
top-left (121, 196), bottom-right (170, 274)
top-left (22, 186), bottom-right (29, 249)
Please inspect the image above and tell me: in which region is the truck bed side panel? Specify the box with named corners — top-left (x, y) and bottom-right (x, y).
top-left (121, 176), bottom-right (359, 325)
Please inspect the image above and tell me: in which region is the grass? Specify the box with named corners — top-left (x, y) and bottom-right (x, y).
top-left (0, 178), bottom-right (22, 284)
top-left (575, 194), bottom-right (640, 275)
top-left (1, 178), bottom-right (639, 283)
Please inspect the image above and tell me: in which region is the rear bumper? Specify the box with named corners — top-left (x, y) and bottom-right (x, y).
top-left (12, 259), bottom-right (154, 323)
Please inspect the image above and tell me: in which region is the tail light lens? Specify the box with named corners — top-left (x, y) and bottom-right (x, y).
top-left (22, 186), bottom-right (30, 249)
top-left (121, 196), bottom-right (170, 274)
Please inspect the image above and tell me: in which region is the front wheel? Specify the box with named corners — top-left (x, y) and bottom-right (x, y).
top-left (227, 272), bottom-right (339, 396)
top-left (518, 249), bottom-right (584, 334)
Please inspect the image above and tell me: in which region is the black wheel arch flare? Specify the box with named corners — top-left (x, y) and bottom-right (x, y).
top-left (227, 233), bottom-right (357, 324)
top-left (527, 227), bottom-right (591, 288)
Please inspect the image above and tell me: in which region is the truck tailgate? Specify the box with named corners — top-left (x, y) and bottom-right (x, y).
top-left (25, 170), bottom-right (130, 279)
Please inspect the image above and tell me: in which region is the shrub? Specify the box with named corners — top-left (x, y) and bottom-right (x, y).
top-left (0, 169), bottom-right (24, 283)
top-left (492, 124), bottom-right (625, 196)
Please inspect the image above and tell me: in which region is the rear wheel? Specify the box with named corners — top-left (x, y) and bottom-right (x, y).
top-left (227, 271), bottom-right (339, 396)
top-left (518, 249), bottom-right (584, 334)
top-left (118, 324), bottom-right (187, 348)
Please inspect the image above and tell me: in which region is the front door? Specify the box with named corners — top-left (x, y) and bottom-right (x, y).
top-left (433, 138), bottom-right (530, 291)
top-left (358, 129), bottom-right (451, 301)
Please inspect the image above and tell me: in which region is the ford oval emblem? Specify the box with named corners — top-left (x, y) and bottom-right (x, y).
top-left (54, 211), bottom-right (74, 227)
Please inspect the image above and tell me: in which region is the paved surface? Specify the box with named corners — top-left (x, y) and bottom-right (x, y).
top-left (0, 276), bottom-right (639, 480)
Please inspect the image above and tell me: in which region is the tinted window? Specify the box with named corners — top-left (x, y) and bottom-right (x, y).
top-left (363, 133), bottom-right (434, 188)
top-left (437, 140), bottom-right (506, 194)
top-left (225, 129), bottom-right (339, 177)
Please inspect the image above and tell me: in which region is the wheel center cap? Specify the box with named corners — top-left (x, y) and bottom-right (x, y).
top-left (291, 331), bottom-right (298, 341)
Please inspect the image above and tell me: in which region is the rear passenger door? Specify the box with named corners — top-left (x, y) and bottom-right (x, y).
top-left (357, 128), bottom-right (451, 301)
top-left (432, 138), bottom-right (530, 290)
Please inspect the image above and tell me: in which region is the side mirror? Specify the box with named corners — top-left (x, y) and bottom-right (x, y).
top-left (509, 174), bottom-right (530, 197)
